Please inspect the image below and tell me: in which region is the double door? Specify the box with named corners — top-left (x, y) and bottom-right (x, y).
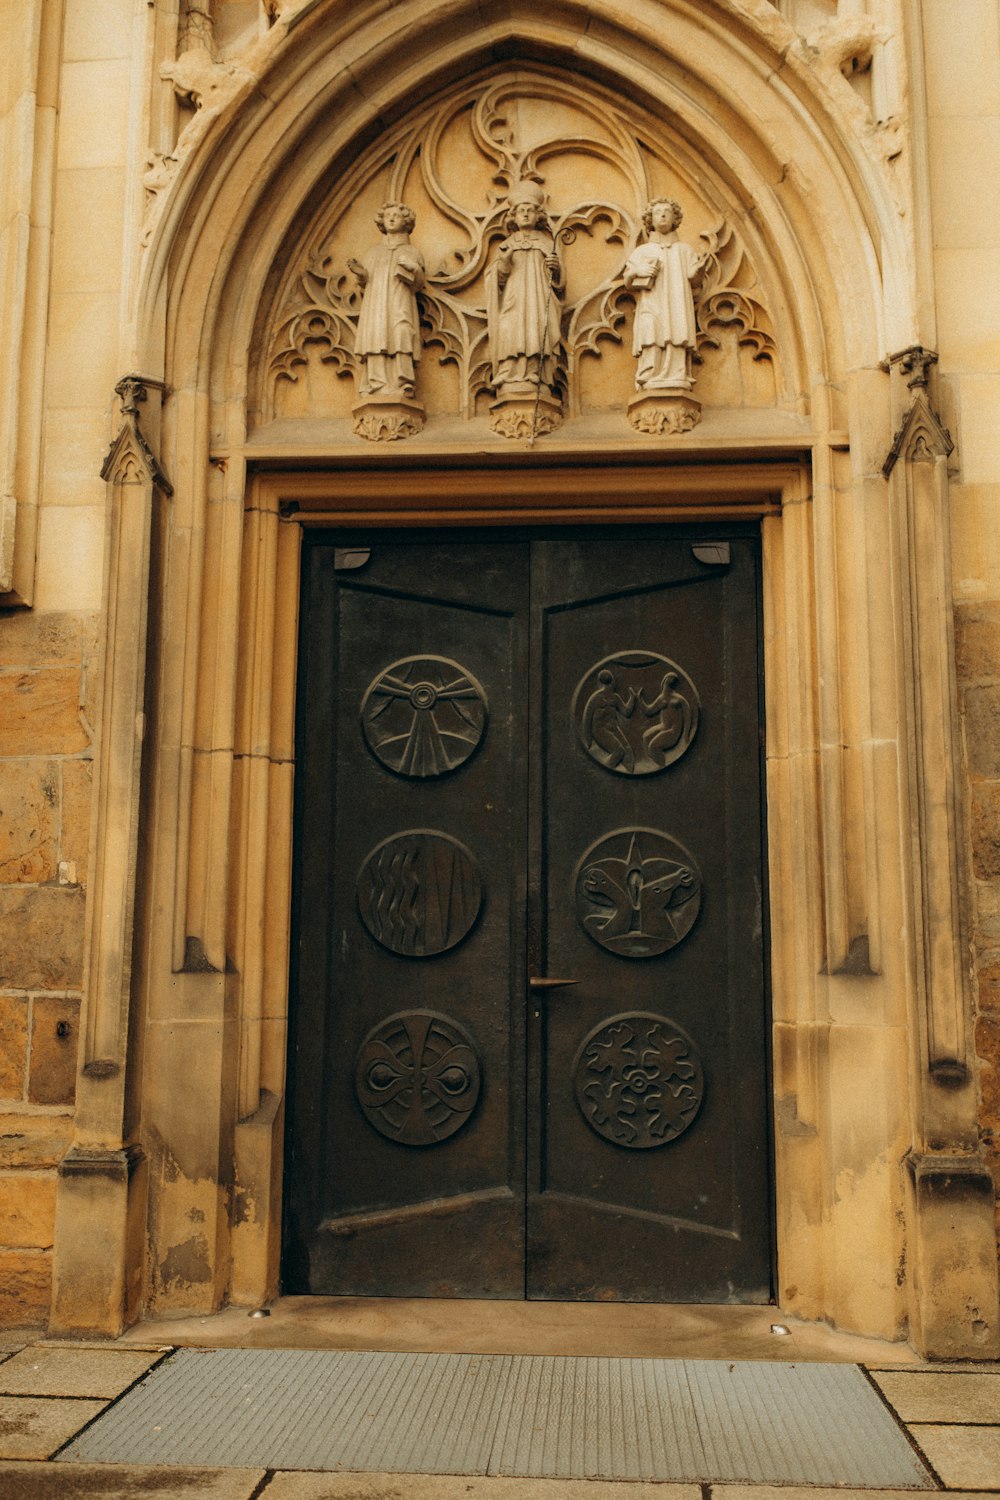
top-left (285, 530), bottom-right (771, 1301)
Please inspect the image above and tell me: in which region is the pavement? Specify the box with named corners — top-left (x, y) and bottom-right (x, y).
top-left (0, 1300), bottom-right (998, 1498)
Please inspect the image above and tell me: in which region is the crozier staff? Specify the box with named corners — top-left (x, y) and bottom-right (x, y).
top-left (486, 180), bottom-right (563, 394)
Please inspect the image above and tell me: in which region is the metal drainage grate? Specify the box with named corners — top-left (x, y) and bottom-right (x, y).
top-left (59, 1350), bottom-right (933, 1486)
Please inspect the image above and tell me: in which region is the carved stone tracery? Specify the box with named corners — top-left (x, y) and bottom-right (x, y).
top-left (260, 73), bottom-right (780, 431)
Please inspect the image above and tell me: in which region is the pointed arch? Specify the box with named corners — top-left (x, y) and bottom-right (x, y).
top-left (52, 0), bottom-right (996, 1356)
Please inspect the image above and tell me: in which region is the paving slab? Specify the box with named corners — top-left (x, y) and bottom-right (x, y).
top-left (868, 1362), bottom-right (1000, 1376)
top-left (714, 1491), bottom-right (996, 1500)
top-left (262, 1477), bottom-right (700, 1499)
top-left (872, 1370), bottom-right (1000, 1423)
top-left (0, 1347), bottom-right (163, 1399)
top-left (0, 1396), bottom-right (106, 1460)
top-left (908, 1425), bottom-right (1000, 1489)
top-left (0, 1462), bottom-right (266, 1498)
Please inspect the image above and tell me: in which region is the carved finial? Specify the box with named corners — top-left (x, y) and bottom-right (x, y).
top-left (102, 376), bottom-right (172, 494)
top-left (889, 345), bottom-right (938, 391)
top-left (115, 376), bottom-right (149, 419)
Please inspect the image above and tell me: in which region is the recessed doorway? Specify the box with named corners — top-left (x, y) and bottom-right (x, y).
top-left (284, 527), bottom-right (771, 1302)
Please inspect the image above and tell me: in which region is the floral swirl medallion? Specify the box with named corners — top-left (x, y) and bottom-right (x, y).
top-left (573, 1011), bottom-right (704, 1149)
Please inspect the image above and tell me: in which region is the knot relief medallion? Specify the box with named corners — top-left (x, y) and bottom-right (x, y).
top-left (261, 71), bottom-right (780, 437)
top-left (355, 1010), bottom-right (482, 1145)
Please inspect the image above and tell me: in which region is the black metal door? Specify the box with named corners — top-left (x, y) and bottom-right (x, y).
top-left (285, 531), bottom-right (770, 1302)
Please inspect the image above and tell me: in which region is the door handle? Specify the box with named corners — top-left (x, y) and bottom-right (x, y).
top-left (528, 976), bottom-right (579, 989)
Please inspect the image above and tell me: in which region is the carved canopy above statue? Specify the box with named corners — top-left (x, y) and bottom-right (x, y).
top-left (254, 68), bottom-right (787, 441)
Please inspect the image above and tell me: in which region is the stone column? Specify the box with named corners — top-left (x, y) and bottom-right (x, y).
top-left (50, 378), bottom-right (171, 1336)
top-left (884, 348), bottom-right (1000, 1358)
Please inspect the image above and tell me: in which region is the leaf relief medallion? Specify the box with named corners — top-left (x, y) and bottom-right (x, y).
top-left (575, 829), bottom-right (701, 958)
top-left (362, 655), bottom-right (487, 778)
top-left (357, 830), bottom-right (482, 957)
top-left (573, 1012), bottom-right (704, 1149)
top-left (355, 1010), bottom-right (481, 1146)
top-left (573, 652), bottom-right (699, 775)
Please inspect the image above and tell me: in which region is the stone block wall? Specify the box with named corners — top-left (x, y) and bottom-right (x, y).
top-left (959, 604), bottom-right (1000, 1232)
top-left (0, 609), bottom-right (96, 1325)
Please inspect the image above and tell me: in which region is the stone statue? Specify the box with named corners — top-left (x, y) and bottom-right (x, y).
top-left (348, 203), bottom-right (425, 399)
top-left (623, 198), bottom-right (707, 391)
top-left (486, 181), bottom-right (563, 395)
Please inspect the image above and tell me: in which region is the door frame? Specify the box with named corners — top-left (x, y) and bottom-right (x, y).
top-left (283, 521), bottom-right (775, 1302)
top-left (227, 456), bottom-right (798, 1312)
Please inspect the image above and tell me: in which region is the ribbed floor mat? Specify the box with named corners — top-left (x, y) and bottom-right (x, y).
top-left (58, 1350), bottom-right (932, 1486)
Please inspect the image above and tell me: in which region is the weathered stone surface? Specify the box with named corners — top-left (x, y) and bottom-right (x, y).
top-left (872, 1368), bottom-right (1000, 1422)
top-left (0, 1174), bottom-right (56, 1249)
top-left (0, 671), bottom-right (89, 758)
top-left (28, 997), bottom-right (81, 1107)
top-left (0, 1346), bottom-right (162, 1398)
top-left (59, 760), bottom-right (92, 883)
top-left (972, 783), bottom-right (1000, 880)
top-left (973, 879), bottom-right (1000, 949)
top-left (0, 763), bottom-right (60, 885)
top-left (965, 685), bottom-right (1000, 779)
top-left (0, 613), bottom-right (93, 670)
top-left (0, 1116), bottom-right (73, 1170)
top-left (0, 1463), bottom-right (267, 1498)
top-left (907, 1424), bottom-right (1000, 1489)
top-left (979, 956), bottom-right (1000, 1013)
top-left (0, 995), bottom-right (29, 1100)
top-left (976, 1014), bottom-right (1000, 1122)
top-left (955, 602), bottom-right (1000, 683)
top-left (0, 1251), bottom-right (51, 1328)
top-left (0, 1394), bottom-right (106, 1459)
top-left (0, 889), bottom-right (85, 991)
top-left (265, 1477), bottom-right (700, 1500)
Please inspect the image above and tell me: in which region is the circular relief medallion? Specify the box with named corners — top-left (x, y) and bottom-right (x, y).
top-left (362, 655), bottom-right (488, 778)
top-left (573, 652), bottom-right (699, 776)
top-left (357, 830), bottom-right (482, 957)
top-left (575, 828), bottom-right (701, 958)
top-left (355, 1010), bottom-right (482, 1146)
top-left (573, 1012), bottom-right (704, 1149)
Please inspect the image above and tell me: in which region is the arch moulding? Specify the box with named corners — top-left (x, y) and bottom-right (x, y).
top-left (50, 0), bottom-right (999, 1360)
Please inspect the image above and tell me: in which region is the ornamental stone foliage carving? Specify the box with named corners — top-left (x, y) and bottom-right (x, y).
top-left (260, 72), bottom-right (781, 440)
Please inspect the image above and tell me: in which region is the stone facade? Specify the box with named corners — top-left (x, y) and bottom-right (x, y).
top-left (0, 0), bottom-right (998, 1355)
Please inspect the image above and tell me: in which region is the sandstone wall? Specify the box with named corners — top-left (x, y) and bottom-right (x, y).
top-left (0, 0), bottom-right (998, 1337)
top-left (923, 0), bottom-right (1000, 1237)
top-left (0, 0), bottom-right (130, 1324)
top-left (0, 617), bottom-right (97, 1324)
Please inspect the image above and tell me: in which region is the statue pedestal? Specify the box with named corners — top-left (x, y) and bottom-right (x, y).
top-left (627, 391), bottom-right (702, 436)
top-left (490, 390), bottom-right (562, 440)
top-left (353, 394), bottom-right (425, 442)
